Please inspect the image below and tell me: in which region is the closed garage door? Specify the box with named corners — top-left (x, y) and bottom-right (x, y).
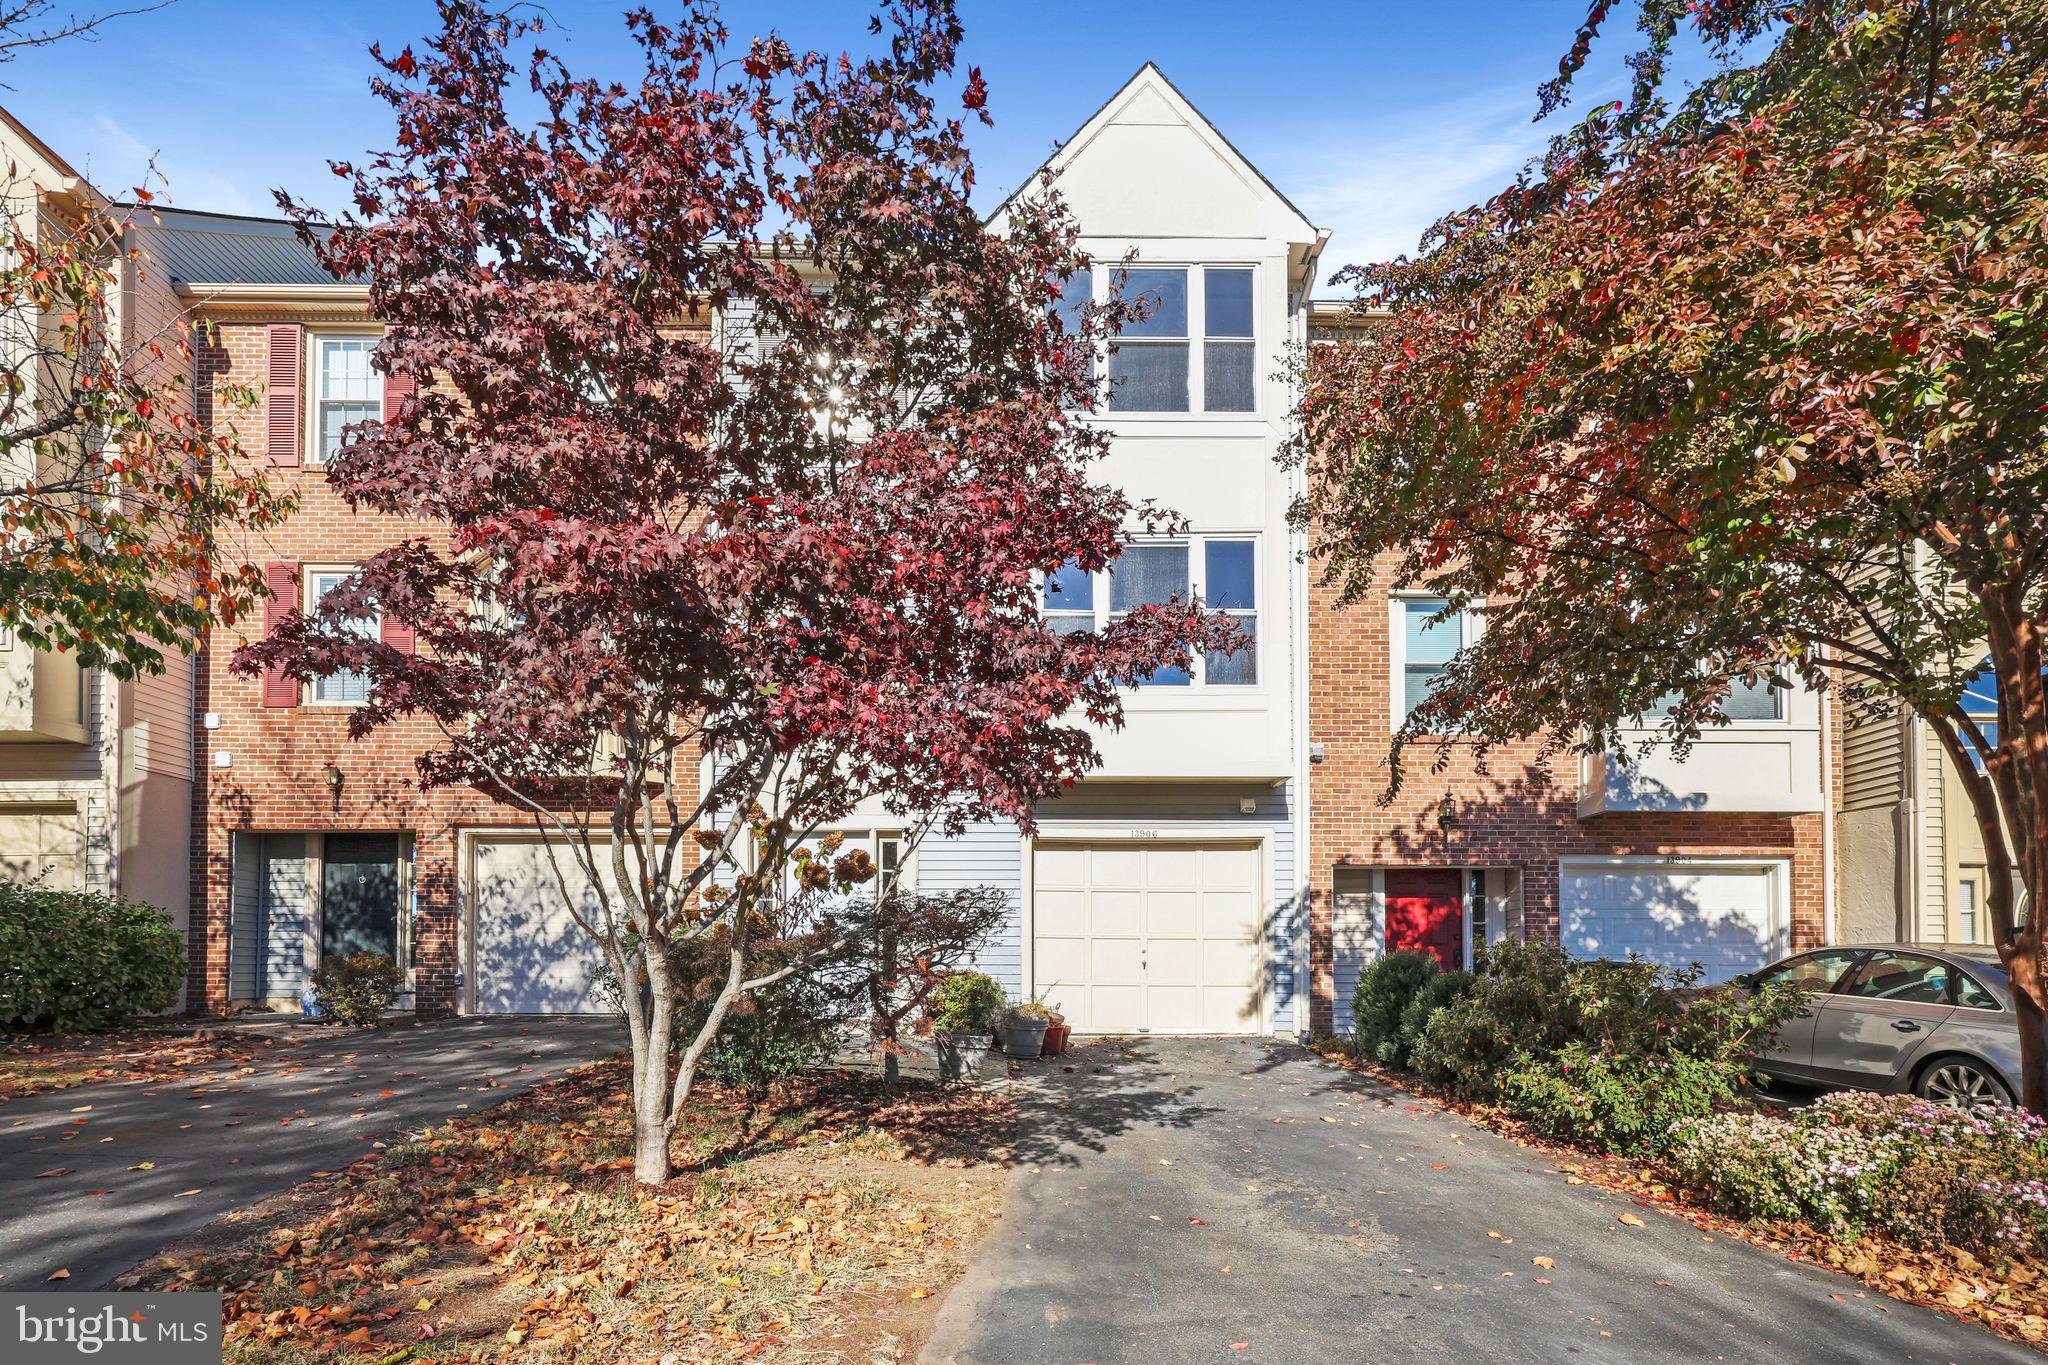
top-left (469, 839), bottom-right (615, 1014)
top-left (0, 806), bottom-right (83, 889)
top-left (1032, 842), bottom-right (1262, 1035)
top-left (1560, 862), bottom-right (1784, 984)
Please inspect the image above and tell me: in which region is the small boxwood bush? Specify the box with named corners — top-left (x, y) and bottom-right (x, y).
top-left (0, 883), bottom-right (185, 1031)
top-left (309, 952), bottom-right (407, 1026)
top-left (1351, 950), bottom-right (1440, 1065)
top-left (1398, 968), bottom-right (1474, 1068)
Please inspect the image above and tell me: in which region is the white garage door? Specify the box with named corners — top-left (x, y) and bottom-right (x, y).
top-left (0, 806), bottom-right (83, 890)
top-left (1560, 863), bottom-right (1784, 984)
top-left (1032, 842), bottom-right (1263, 1035)
top-left (470, 839), bottom-right (616, 1015)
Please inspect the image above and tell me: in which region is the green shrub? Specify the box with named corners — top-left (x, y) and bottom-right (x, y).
top-left (1352, 950), bottom-right (1440, 1064)
top-left (1670, 1094), bottom-right (2048, 1259)
top-left (691, 977), bottom-right (840, 1096)
top-left (309, 952), bottom-right (406, 1026)
top-left (1408, 939), bottom-right (1800, 1152)
top-left (1496, 1043), bottom-right (1757, 1154)
top-left (929, 971), bottom-right (1003, 1036)
top-left (1397, 969), bottom-right (1474, 1069)
top-left (0, 883), bottom-right (184, 1030)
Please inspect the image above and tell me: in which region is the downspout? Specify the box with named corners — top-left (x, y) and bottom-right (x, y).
top-left (1288, 235), bottom-right (1326, 1039)
top-left (1818, 665), bottom-right (1838, 944)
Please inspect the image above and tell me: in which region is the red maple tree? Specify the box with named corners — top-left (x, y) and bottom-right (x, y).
top-left (241, 0), bottom-right (1229, 1181)
top-left (1294, 0), bottom-right (2048, 1109)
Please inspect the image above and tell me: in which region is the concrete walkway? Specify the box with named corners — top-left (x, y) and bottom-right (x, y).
top-left (926, 1036), bottom-right (2035, 1364)
top-left (0, 1016), bottom-right (622, 1290)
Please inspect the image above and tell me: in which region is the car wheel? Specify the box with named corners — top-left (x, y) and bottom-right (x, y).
top-left (1914, 1057), bottom-right (2014, 1109)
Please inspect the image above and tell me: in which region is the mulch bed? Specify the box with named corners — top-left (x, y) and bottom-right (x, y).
top-left (120, 1058), bottom-right (1014, 1363)
top-left (1309, 1041), bottom-right (2048, 1349)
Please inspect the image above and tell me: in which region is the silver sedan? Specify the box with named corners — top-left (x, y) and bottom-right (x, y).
top-left (1737, 943), bottom-right (2021, 1107)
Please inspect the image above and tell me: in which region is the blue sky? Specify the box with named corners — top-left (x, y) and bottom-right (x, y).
top-left (1, 1), bottom-right (1712, 284)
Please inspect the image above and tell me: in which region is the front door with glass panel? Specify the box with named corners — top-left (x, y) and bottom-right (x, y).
top-left (321, 834), bottom-right (402, 962)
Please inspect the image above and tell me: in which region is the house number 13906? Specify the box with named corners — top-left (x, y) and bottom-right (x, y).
top-left (1129, 828), bottom-right (1159, 839)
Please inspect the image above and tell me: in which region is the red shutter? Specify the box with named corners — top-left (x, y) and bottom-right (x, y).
top-left (383, 366), bottom-right (416, 416)
top-left (265, 323), bottom-right (303, 467)
top-left (261, 561), bottom-right (300, 709)
top-left (380, 613), bottom-right (416, 655)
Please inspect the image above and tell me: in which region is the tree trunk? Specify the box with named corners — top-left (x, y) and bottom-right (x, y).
top-left (2009, 938), bottom-right (2048, 1113)
top-left (631, 976), bottom-right (679, 1184)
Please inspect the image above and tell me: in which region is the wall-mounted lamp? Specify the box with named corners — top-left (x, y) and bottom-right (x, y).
top-left (322, 762), bottom-right (344, 803)
top-left (1435, 795), bottom-right (1457, 830)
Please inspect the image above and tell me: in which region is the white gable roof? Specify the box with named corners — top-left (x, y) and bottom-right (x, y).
top-left (991, 63), bottom-right (1319, 248)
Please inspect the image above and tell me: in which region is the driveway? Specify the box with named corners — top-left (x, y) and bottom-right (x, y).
top-left (0, 1016), bottom-right (622, 1290)
top-left (927, 1037), bottom-right (2034, 1364)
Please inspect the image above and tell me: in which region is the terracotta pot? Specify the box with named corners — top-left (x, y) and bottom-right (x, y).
top-left (1041, 1022), bottom-right (1070, 1057)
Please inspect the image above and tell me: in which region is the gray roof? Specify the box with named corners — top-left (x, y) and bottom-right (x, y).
top-left (133, 206), bottom-right (357, 286)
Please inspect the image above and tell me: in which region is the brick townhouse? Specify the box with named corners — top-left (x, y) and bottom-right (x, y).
top-left (1298, 304), bottom-right (1841, 1034)
top-left (147, 207), bottom-right (720, 1017)
top-left (0, 75), bottom-right (1837, 1032)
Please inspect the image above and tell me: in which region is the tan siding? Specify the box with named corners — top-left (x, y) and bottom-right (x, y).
top-left (1920, 729), bottom-right (1947, 940)
top-left (1841, 695), bottom-right (1904, 811)
top-left (128, 651), bottom-right (193, 779)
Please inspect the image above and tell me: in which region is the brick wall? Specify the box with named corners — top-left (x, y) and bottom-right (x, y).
top-left (186, 304), bottom-right (710, 1015)
top-left (1304, 551), bottom-right (1836, 1035)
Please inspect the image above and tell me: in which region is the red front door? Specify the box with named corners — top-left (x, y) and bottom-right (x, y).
top-left (1385, 869), bottom-right (1465, 969)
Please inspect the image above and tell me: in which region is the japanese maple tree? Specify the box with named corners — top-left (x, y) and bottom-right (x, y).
top-left (244, 0), bottom-right (1228, 1181)
top-left (1293, 0), bottom-right (2048, 1110)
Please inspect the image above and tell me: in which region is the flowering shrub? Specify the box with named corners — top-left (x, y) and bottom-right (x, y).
top-left (1496, 1043), bottom-right (1757, 1154)
top-left (1671, 1093), bottom-right (2048, 1258)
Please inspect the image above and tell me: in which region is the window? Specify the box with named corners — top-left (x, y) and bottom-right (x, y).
top-left (1204, 268), bottom-right (1255, 411)
top-left (1962, 657), bottom-right (1999, 762)
top-left (1396, 596), bottom-right (1475, 726)
top-left (305, 568), bottom-right (379, 705)
top-left (780, 829), bottom-right (910, 903)
top-left (1040, 536), bottom-right (1258, 687)
top-left (1642, 674), bottom-right (1782, 723)
top-left (1843, 951), bottom-right (1952, 1005)
top-left (1112, 543), bottom-right (1192, 685)
top-left (1955, 967), bottom-right (2001, 1011)
top-left (1957, 877), bottom-right (1980, 944)
top-left (1108, 268), bottom-right (1188, 412)
top-left (1085, 264), bottom-right (1256, 414)
top-left (310, 334), bottom-right (382, 463)
top-left (1752, 948), bottom-right (1865, 994)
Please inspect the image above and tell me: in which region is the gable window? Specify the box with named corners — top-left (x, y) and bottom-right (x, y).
top-left (309, 334), bottom-right (382, 464)
top-left (1203, 268), bottom-right (1255, 411)
top-left (1394, 595), bottom-right (1476, 726)
top-left (1041, 536), bottom-right (1257, 686)
top-left (305, 568), bottom-right (379, 705)
top-left (1077, 264), bottom-right (1256, 415)
top-left (1108, 268), bottom-right (1189, 412)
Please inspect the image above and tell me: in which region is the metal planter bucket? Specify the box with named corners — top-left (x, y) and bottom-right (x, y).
top-left (998, 1017), bottom-right (1050, 1057)
top-left (933, 1030), bottom-right (994, 1083)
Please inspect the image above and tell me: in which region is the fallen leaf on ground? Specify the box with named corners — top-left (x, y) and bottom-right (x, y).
top-left (1617, 1212), bottom-right (1646, 1228)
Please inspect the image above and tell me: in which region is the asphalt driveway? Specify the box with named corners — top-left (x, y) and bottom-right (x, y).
top-left (0, 1016), bottom-right (622, 1290)
top-left (926, 1036), bottom-right (2035, 1364)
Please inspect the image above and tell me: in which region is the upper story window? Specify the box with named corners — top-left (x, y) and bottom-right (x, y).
top-left (1962, 656), bottom-right (1999, 757)
top-left (1395, 595), bottom-right (1476, 726)
top-left (1066, 264), bottom-right (1254, 415)
top-left (1641, 674), bottom-right (1782, 724)
top-left (305, 567), bottom-right (379, 705)
top-left (1042, 535), bottom-right (1258, 686)
top-left (309, 333), bottom-right (383, 464)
